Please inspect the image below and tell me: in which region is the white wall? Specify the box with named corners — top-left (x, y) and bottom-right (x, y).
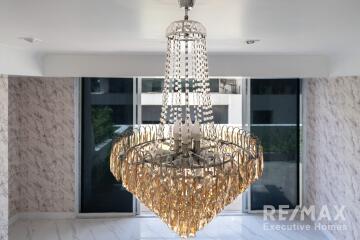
top-left (2, 45), bottom-right (360, 78)
top-left (330, 53), bottom-right (360, 77)
top-left (43, 53), bottom-right (330, 78)
top-left (0, 45), bottom-right (43, 76)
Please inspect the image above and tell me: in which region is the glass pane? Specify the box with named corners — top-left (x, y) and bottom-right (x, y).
top-left (81, 78), bottom-right (133, 213)
top-left (142, 78), bottom-right (163, 93)
top-left (219, 79), bottom-right (241, 94)
top-left (141, 78), bottom-right (241, 94)
top-left (250, 79), bottom-right (300, 210)
top-left (140, 78), bottom-right (241, 124)
top-left (140, 78), bottom-right (244, 213)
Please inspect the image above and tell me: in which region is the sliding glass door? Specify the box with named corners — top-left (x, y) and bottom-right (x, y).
top-left (139, 77), bottom-right (244, 214)
top-left (80, 77), bottom-right (301, 213)
top-left (249, 79), bottom-right (300, 210)
top-left (81, 78), bottom-right (134, 213)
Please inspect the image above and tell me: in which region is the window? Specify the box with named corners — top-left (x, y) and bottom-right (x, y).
top-left (80, 77), bottom-right (301, 213)
top-left (250, 79), bottom-right (300, 210)
top-left (139, 77), bottom-right (244, 213)
top-left (81, 78), bottom-right (133, 213)
top-left (142, 78), bottom-right (163, 93)
top-left (253, 110), bottom-right (273, 124)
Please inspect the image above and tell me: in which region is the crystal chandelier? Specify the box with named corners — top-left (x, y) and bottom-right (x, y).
top-left (110, 0), bottom-right (263, 237)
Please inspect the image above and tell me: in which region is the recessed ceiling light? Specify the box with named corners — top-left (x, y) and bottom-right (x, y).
top-left (245, 39), bottom-right (260, 45)
top-left (18, 37), bottom-right (42, 44)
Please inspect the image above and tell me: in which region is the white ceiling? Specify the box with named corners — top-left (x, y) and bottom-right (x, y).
top-left (0, 0), bottom-right (359, 55)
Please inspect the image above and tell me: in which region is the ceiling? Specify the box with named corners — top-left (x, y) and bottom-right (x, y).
top-left (0, 0), bottom-right (359, 55)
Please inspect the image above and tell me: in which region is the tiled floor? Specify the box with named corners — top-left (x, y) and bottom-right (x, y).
top-left (9, 215), bottom-right (329, 240)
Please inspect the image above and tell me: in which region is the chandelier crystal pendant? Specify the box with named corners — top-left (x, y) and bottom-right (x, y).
top-left (110, 0), bottom-right (263, 237)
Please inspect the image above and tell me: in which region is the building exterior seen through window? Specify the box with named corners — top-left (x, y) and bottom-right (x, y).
top-left (81, 77), bottom-right (301, 213)
top-left (250, 79), bottom-right (300, 210)
top-left (81, 78), bottom-right (133, 213)
top-left (141, 78), bottom-right (242, 125)
top-left (139, 78), bottom-right (244, 214)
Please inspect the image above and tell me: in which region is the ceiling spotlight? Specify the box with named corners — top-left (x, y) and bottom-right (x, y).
top-left (18, 37), bottom-right (42, 44)
top-left (245, 39), bottom-right (260, 45)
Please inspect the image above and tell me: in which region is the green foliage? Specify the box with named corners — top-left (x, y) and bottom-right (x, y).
top-left (91, 106), bottom-right (113, 145)
top-left (253, 126), bottom-right (298, 153)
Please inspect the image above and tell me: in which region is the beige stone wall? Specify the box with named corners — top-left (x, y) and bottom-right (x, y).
top-left (8, 77), bottom-right (20, 218)
top-left (8, 77), bottom-right (75, 215)
top-left (0, 75), bottom-right (8, 240)
top-left (304, 77), bottom-right (360, 239)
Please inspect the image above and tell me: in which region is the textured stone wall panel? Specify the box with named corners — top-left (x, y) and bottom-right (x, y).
top-left (8, 79), bottom-right (21, 218)
top-left (0, 75), bottom-right (8, 240)
top-left (8, 77), bottom-right (75, 213)
top-left (305, 77), bottom-right (360, 239)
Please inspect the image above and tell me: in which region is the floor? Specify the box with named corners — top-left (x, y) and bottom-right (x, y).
top-left (9, 215), bottom-right (329, 240)
top-left (140, 195), bottom-right (243, 214)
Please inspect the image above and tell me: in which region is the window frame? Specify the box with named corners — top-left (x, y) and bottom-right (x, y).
top-left (76, 77), bottom-right (303, 216)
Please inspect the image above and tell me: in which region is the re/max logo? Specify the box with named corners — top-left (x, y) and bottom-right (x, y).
top-left (263, 205), bottom-right (346, 222)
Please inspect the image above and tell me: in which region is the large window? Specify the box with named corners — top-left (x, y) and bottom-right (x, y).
top-left (81, 78), bottom-right (133, 213)
top-left (139, 77), bottom-right (244, 213)
top-left (250, 79), bottom-right (300, 210)
top-left (80, 77), bottom-right (301, 213)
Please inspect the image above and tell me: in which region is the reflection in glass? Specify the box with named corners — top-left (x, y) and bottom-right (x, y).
top-left (141, 105), bottom-right (228, 124)
top-left (141, 78), bottom-right (241, 94)
top-left (81, 78), bottom-right (133, 213)
top-left (250, 79), bottom-right (300, 210)
top-left (140, 78), bottom-right (243, 214)
top-left (219, 79), bottom-right (241, 94)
